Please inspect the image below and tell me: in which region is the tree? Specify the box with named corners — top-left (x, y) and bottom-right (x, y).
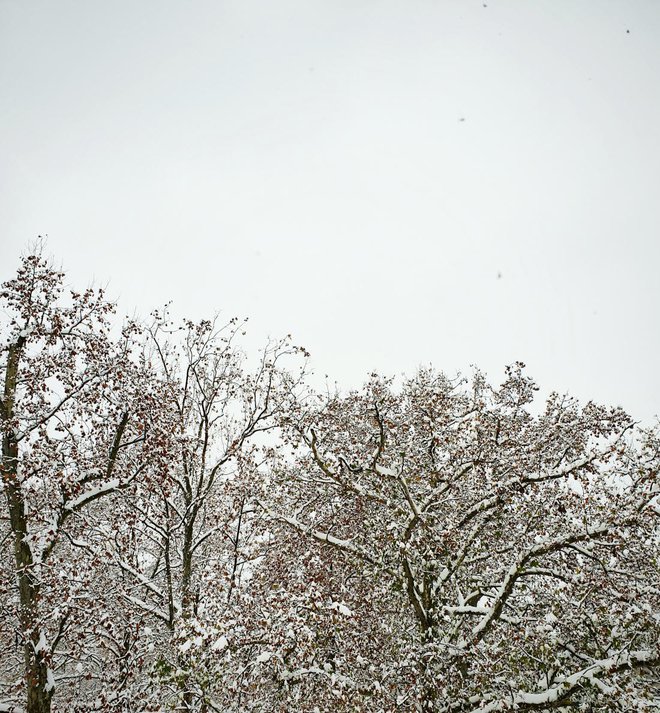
top-left (0, 253), bottom-right (171, 713)
top-left (105, 311), bottom-right (307, 711)
top-left (2, 248), bottom-right (657, 712)
top-left (261, 365), bottom-right (659, 711)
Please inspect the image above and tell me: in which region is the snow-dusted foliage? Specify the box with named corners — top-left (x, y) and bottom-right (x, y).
top-left (1, 252), bottom-right (658, 712)
top-left (0, 253), bottom-right (173, 713)
top-left (261, 368), bottom-right (659, 711)
top-left (103, 311), bottom-right (306, 712)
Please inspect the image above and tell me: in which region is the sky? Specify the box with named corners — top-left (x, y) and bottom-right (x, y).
top-left (1, 0), bottom-right (659, 422)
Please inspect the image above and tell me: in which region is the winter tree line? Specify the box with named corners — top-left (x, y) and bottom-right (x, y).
top-left (0, 251), bottom-right (658, 713)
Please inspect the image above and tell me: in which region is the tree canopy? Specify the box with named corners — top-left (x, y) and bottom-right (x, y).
top-left (1, 252), bottom-right (658, 713)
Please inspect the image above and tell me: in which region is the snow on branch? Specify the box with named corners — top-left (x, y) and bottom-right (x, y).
top-left (465, 649), bottom-right (659, 712)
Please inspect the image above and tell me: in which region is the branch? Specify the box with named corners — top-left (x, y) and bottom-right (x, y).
top-left (122, 594), bottom-right (171, 625)
top-left (15, 367), bottom-right (113, 442)
top-left (402, 556), bottom-right (428, 629)
top-left (64, 463), bottom-right (146, 515)
top-left (114, 556), bottom-right (170, 603)
top-left (371, 402), bottom-right (386, 468)
top-left (105, 411), bottom-right (130, 481)
top-left (465, 648), bottom-right (659, 712)
top-left (467, 526), bottom-right (611, 646)
top-left (257, 501), bottom-right (396, 577)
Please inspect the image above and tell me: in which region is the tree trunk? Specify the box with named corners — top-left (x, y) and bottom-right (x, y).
top-left (3, 339), bottom-right (53, 713)
top-left (178, 504), bottom-right (197, 711)
top-left (25, 647), bottom-right (53, 713)
top-left (5, 448), bottom-right (53, 713)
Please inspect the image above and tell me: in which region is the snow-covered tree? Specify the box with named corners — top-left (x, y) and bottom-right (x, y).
top-left (262, 365), bottom-right (659, 711)
top-left (105, 312), bottom-right (307, 711)
top-left (2, 249), bottom-right (657, 713)
top-left (0, 253), bottom-right (172, 713)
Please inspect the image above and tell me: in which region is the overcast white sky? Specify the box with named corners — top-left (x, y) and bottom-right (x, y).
top-left (1, 0), bottom-right (659, 421)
